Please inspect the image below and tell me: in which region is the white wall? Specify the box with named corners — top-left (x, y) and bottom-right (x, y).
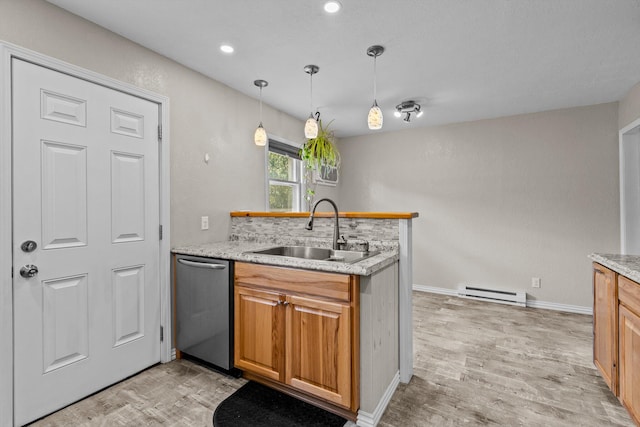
top-left (0, 0), bottom-right (338, 247)
top-left (338, 103), bottom-right (620, 308)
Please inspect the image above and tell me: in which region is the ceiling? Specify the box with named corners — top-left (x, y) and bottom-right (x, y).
top-left (47, 0), bottom-right (640, 138)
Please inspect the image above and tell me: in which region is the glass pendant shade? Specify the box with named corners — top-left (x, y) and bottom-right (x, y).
top-left (303, 65), bottom-right (320, 139)
top-left (368, 100), bottom-right (383, 130)
top-left (304, 114), bottom-right (319, 139)
top-left (253, 79), bottom-right (268, 146)
top-left (254, 122), bottom-right (267, 146)
top-left (366, 45), bottom-right (385, 131)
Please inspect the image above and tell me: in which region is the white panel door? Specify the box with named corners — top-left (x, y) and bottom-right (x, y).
top-left (12, 58), bottom-right (161, 426)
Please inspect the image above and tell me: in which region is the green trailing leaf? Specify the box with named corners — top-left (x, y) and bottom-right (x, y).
top-left (299, 119), bottom-right (341, 210)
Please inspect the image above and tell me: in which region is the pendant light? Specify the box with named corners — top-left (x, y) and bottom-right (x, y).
top-left (366, 45), bottom-right (385, 130)
top-left (304, 65), bottom-right (319, 139)
top-left (254, 79), bottom-right (268, 146)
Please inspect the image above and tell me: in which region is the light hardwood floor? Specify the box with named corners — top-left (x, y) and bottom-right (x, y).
top-left (30, 292), bottom-right (634, 426)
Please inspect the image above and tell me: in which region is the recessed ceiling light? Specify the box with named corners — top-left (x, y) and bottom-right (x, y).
top-left (324, 1), bottom-right (341, 13)
top-left (220, 44), bottom-right (234, 54)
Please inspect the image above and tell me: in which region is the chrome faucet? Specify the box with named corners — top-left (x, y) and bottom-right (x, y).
top-left (305, 198), bottom-right (344, 250)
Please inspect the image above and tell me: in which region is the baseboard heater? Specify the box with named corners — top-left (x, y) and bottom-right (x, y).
top-left (458, 285), bottom-right (526, 307)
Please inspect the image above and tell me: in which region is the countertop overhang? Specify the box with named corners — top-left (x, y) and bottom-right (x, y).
top-left (589, 253), bottom-right (640, 283)
top-left (172, 241), bottom-right (399, 276)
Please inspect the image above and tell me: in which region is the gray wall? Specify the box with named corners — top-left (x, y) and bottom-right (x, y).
top-left (0, 0), bottom-right (338, 247)
top-left (338, 103), bottom-right (620, 307)
top-left (619, 80), bottom-right (640, 130)
top-left (0, 0), bottom-right (630, 308)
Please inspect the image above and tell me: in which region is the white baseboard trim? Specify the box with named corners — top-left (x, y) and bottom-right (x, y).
top-left (357, 371), bottom-right (400, 427)
top-left (526, 299), bottom-right (592, 315)
top-left (413, 284), bottom-right (592, 315)
top-left (413, 284), bottom-right (458, 296)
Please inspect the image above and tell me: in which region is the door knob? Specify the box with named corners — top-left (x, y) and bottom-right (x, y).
top-left (20, 240), bottom-right (37, 253)
top-left (19, 265), bottom-right (38, 278)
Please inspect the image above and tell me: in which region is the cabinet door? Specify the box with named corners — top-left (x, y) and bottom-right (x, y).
top-left (620, 304), bottom-right (640, 425)
top-left (593, 263), bottom-right (617, 394)
top-left (234, 285), bottom-right (285, 381)
top-left (285, 295), bottom-right (352, 409)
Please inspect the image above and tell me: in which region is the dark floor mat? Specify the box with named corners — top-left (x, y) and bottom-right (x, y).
top-left (213, 381), bottom-right (348, 427)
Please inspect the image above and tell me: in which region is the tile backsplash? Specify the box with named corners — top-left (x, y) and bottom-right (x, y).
top-left (230, 216), bottom-right (399, 245)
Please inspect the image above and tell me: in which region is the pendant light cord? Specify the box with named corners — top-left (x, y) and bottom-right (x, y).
top-left (259, 86), bottom-right (263, 122)
top-left (373, 55), bottom-right (377, 101)
top-left (309, 73), bottom-right (314, 113)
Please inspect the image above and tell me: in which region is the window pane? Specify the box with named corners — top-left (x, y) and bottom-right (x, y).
top-left (269, 184), bottom-right (294, 212)
top-left (268, 152), bottom-right (295, 181)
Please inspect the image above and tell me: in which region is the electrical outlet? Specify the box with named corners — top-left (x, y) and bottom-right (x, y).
top-left (201, 216), bottom-right (209, 230)
top-left (531, 277), bottom-right (541, 288)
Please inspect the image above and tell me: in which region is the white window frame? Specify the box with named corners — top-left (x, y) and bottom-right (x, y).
top-left (265, 137), bottom-right (305, 212)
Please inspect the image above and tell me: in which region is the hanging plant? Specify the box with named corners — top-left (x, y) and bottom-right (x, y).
top-left (299, 119), bottom-right (341, 171)
top-left (299, 119), bottom-right (341, 210)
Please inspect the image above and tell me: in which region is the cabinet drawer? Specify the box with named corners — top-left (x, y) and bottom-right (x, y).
top-left (235, 262), bottom-right (355, 303)
top-left (619, 275), bottom-right (640, 317)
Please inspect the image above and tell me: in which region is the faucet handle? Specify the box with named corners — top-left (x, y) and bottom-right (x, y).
top-left (337, 235), bottom-right (347, 250)
top-left (354, 239), bottom-right (369, 252)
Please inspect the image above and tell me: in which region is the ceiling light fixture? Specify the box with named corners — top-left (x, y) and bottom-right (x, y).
top-left (366, 45), bottom-right (385, 130)
top-left (324, 1), bottom-right (342, 13)
top-left (220, 44), bottom-right (234, 54)
top-left (395, 100), bottom-right (423, 123)
top-left (253, 79), bottom-right (268, 146)
top-left (303, 65), bottom-right (320, 139)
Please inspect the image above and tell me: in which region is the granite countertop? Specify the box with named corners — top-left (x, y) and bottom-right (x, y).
top-left (589, 253), bottom-right (640, 283)
top-left (171, 241), bottom-right (399, 276)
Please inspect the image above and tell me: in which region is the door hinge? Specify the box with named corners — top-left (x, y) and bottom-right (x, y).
top-left (160, 325), bottom-right (164, 342)
top-left (159, 224), bottom-right (163, 240)
top-left (158, 125), bottom-right (162, 141)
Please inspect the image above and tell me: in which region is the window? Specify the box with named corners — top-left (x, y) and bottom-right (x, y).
top-left (267, 139), bottom-right (304, 212)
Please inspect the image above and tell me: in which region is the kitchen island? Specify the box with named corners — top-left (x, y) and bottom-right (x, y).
top-left (172, 211), bottom-right (417, 426)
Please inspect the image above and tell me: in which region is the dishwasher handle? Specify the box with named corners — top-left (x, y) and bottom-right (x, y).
top-left (177, 258), bottom-right (227, 270)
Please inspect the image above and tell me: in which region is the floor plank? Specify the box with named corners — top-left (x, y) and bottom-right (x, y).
top-left (30, 292), bottom-right (634, 426)
top-left (378, 292), bottom-right (633, 426)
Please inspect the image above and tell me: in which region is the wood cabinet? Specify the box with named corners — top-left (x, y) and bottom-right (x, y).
top-left (593, 263), bottom-right (618, 393)
top-left (234, 262), bottom-right (359, 414)
top-left (285, 293), bottom-right (354, 407)
top-left (593, 262), bottom-right (640, 426)
top-left (618, 275), bottom-right (640, 425)
top-left (234, 286), bottom-right (285, 381)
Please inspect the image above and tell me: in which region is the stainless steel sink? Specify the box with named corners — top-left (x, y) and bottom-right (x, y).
top-left (247, 246), bottom-right (380, 264)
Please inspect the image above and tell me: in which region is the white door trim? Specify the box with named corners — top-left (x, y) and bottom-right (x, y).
top-left (0, 41), bottom-right (171, 426)
top-left (619, 117), bottom-right (640, 254)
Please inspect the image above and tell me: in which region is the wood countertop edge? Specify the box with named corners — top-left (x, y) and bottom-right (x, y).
top-left (230, 211), bottom-right (419, 219)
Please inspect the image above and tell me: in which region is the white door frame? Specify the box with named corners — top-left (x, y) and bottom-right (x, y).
top-left (0, 41), bottom-right (172, 426)
top-left (619, 117), bottom-right (640, 254)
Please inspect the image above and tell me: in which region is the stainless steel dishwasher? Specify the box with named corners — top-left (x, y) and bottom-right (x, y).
top-left (175, 255), bottom-right (237, 374)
